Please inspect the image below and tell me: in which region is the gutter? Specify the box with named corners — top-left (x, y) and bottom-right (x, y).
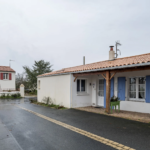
top-left (37, 73), bottom-right (70, 78)
top-left (37, 62), bottom-right (150, 78)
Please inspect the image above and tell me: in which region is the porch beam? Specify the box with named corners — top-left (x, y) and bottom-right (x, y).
top-left (73, 71), bottom-right (106, 77)
top-left (106, 71), bottom-right (110, 114)
top-left (74, 76), bottom-right (78, 82)
top-left (101, 74), bottom-right (106, 80)
top-left (110, 65), bottom-right (150, 74)
top-left (110, 72), bottom-right (116, 80)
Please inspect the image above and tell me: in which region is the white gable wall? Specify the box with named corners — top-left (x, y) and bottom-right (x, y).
top-left (0, 72), bottom-right (16, 90)
top-left (38, 74), bottom-right (71, 108)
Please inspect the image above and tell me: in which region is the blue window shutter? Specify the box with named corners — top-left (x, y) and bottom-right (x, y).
top-left (111, 77), bottom-right (114, 98)
top-left (118, 77), bottom-right (126, 101)
top-left (104, 79), bottom-right (106, 108)
top-left (146, 76), bottom-right (150, 103)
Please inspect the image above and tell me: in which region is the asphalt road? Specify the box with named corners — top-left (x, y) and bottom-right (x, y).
top-left (0, 98), bottom-right (150, 150)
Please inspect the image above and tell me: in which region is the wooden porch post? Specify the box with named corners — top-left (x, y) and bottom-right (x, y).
top-left (106, 70), bottom-right (110, 114)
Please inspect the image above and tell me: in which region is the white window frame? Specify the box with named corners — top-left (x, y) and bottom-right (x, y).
top-left (3, 73), bottom-right (9, 80)
top-left (76, 79), bottom-right (87, 93)
top-left (129, 77), bottom-right (145, 101)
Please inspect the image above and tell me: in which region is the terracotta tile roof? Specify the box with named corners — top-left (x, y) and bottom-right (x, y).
top-left (0, 66), bottom-right (15, 72)
top-left (38, 53), bottom-right (150, 77)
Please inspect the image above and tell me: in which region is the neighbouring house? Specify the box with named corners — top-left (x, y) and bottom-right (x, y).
top-left (0, 66), bottom-right (16, 91)
top-left (37, 46), bottom-right (150, 114)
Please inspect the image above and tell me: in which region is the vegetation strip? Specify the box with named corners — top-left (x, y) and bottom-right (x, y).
top-left (16, 105), bottom-right (136, 150)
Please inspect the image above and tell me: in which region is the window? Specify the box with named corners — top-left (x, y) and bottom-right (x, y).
top-left (129, 77), bottom-right (145, 100)
top-left (98, 79), bottom-right (104, 96)
top-left (138, 77), bottom-right (145, 99)
top-left (3, 73), bottom-right (8, 80)
top-left (77, 79), bottom-right (86, 92)
top-left (38, 80), bottom-right (40, 89)
top-left (129, 78), bottom-right (136, 98)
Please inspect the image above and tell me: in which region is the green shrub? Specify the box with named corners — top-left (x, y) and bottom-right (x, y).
top-left (110, 96), bottom-right (119, 102)
top-left (6, 94), bottom-right (10, 98)
top-left (16, 93), bottom-right (21, 98)
top-left (29, 90), bottom-right (37, 95)
top-left (0, 92), bottom-right (21, 99)
top-left (11, 94), bottom-right (17, 98)
top-left (42, 97), bottom-right (53, 105)
top-left (1, 94), bottom-right (6, 98)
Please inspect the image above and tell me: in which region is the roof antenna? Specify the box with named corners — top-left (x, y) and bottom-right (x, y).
top-left (115, 41), bottom-right (121, 58)
top-left (9, 60), bottom-right (15, 67)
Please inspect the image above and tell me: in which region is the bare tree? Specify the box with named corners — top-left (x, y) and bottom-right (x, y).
top-left (16, 73), bottom-right (28, 90)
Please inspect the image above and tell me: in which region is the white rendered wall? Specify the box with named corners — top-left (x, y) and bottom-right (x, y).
top-left (120, 101), bottom-right (150, 113)
top-left (0, 72), bottom-right (16, 90)
top-left (37, 74), bottom-right (71, 108)
top-left (71, 74), bottom-right (108, 108)
top-left (71, 74), bottom-right (92, 108)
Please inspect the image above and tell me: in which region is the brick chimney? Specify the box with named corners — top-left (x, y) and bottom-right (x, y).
top-left (109, 46), bottom-right (115, 60)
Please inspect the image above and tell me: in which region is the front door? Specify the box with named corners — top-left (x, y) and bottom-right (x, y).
top-left (97, 79), bottom-right (104, 106)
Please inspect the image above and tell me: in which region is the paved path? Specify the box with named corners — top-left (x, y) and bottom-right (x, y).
top-left (0, 98), bottom-right (149, 150)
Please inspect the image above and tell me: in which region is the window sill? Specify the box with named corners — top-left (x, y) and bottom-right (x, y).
top-left (128, 99), bottom-right (145, 103)
top-left (3, 79), bottom-right (9, 81)
top-left (77, 92), bottom-right (89, 96)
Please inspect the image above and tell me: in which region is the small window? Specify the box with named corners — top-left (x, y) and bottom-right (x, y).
top-left (38, 80), bottom-right (40, 89)
top-left (77, 80), bottom-right (80, 92)
top-left (81, 80), bottom-right (85, 91)
top-left (77, 79), bottom-right (86, 92)
top-left (3, 73), bottom-right (8, 79)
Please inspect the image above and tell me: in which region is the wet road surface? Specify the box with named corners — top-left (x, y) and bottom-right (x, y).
top-left (0, 98), bottom-right (150, 150)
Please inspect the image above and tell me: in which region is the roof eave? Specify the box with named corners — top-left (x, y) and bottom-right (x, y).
top-left (37, 62), bottom-right (150, 78)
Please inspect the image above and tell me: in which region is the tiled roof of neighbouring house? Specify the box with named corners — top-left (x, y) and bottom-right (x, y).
top-left (38, 53), bottom-right (150, 77)
top-left (0, 66), bottom-right (15, 72)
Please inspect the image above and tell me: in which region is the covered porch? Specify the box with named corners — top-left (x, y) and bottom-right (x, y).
top-left (73, 65), bottom-right (150, 114)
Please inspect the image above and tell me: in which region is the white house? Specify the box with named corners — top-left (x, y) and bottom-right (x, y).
top-left (37, 47), bottom-right (150, 114)
top-left (0, 66), bottom-right (16, 91)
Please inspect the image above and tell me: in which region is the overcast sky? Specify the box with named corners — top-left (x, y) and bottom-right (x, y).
top-left (0, 0), bottom-right (150, 74)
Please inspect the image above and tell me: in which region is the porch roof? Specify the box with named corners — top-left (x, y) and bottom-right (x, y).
top-left (38, 53), bottom-right (150, 77)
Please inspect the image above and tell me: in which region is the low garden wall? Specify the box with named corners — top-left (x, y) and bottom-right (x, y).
top-left (0, 84), bottom-right (25, 98)
top-left (0, 91), bottom-right (20, 96)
